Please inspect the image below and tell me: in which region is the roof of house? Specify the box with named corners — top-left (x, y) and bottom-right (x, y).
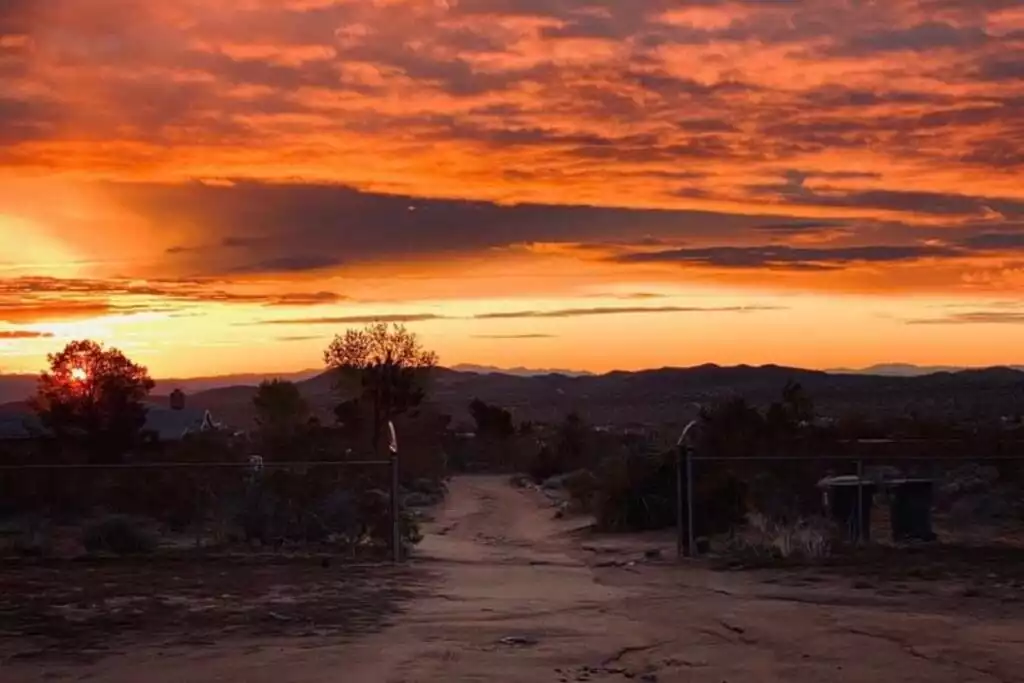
top-left (0, 404), bottom-right (219, 442)
top-left (0, 411), bottom-right (47, 440)
top-left (142, 405), bottom-right (218, 441)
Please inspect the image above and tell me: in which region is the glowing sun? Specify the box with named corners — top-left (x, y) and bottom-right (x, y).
top-left (70, 367), bottom-right (88, 382)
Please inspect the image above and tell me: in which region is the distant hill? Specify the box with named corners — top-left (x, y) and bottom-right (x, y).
top-left (450, 364), bottom-right (593, 377)
top-left (829, 363), bottom-right (1024, 377)
top-left (0, 375), bottom-right (35, 406)
top-left (0, 369), bottom-right (322, 404)
top-left (5, 364), bottom-right (1024, 431)
top-left (153, 369), bottom-right (322, 393)
top-left (179, 363), bottom-right (1024, 430)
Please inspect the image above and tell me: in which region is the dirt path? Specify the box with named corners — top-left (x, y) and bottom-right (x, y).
top-left (8, 475), bottom-right (1024, 682)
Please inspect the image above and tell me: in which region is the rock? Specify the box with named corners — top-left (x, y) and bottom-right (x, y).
top-left (498, 635), bottom-right (538, 647)
top-left (403, 492), bottom-right (436, 508)
top-left (595, 559), bottom-right (626, 568)
top-left (509, 474), bottom-right (530, 488)
top-left (411, 477), bottom-right (443, 495)
top-left (542, 475), bottom-right (567, 490)
top-left (640, 674), bottom-right (658, 682)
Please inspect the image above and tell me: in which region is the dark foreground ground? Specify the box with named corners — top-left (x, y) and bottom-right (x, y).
top-left (5, 476), bottom-right (1024, 682)
top-left (1, 557), bottom-right (431, 665)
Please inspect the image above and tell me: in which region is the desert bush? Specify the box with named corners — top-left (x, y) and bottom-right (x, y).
top-left (720, 513), bottom-right (833, 564)
top-left (0, 516), bottom-right (53, 557)
top-left (508, 473), bottom-right (530, 488)
top-left (401, 509), bottom-right (423, 548)
top-left (541, 473), bottom-right (566, 490)
top-left (528, 444), bottom-right (564, 483)
top-left (590, 450), bottom-right (748, 535)
top-left (82, 514), bottom-right (159, 555)
top-left (593, 451), bottom-right (676, 531)
top-left (403, 491), bottom-right (436, 508)
top-left (563, 469), bottom-right (599, 511)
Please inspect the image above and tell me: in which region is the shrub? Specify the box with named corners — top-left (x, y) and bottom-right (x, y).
top-left (721, 513), bottom-right (833, 564)
top-left (563, 469), bottom-right (599, 511)
top-left (508, 473), bottom-right (530, 488)
top-left (1, 516), bottom-right (52, 557)
top-left (401, 509), bottom-right (423, 548)
top-left (590, 451), bottom-right (748, 534)
top-left (593, 452), bottom-right (675, 531)
top-left (82, 515), bottom-right (158, 555)
top-left (528, 445), bottom-right (565, 483)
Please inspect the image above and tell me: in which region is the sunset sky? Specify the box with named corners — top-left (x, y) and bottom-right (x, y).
top-left (1, 0), bottom-right (1023, 377)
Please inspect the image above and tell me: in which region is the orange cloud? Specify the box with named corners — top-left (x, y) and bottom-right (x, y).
top-left (2, 0), bottom-right (1020, 211)
top-left (2, 0), bottom-right (1024, 374)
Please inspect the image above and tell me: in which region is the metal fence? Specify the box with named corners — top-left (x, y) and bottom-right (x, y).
top-left (0, 456), bottom-right (407, 563)
top-left (678, 440), bottom-right (1024, 561)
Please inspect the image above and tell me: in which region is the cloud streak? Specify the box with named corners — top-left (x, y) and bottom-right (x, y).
top-left (0, 276), bottom-right (348, 324)
top-left (472, 305), bottom-right (785, 319)
top-left (0, 330), bottom-right (54, 339)
top-left (253, 305), bottom-right (785, 326)
top-left (471, 333), bottom-right (557, 339)
top-left (907, 311), bottom-right (1024, 325)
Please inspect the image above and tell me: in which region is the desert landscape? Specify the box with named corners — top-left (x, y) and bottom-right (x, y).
top-left (5, 1), bottom-right (1024, 676)
top-left (5, 475), bottom-right (1024, 683)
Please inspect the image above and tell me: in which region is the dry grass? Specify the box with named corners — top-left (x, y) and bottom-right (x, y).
top-left (719, 512), bottom-right (834, 563)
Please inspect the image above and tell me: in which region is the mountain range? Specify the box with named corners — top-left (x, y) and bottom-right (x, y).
top-left (450, 364), bottom-right (593, 377)
top-left (828, 363), bottom-right (1024, 377)
top-left (4, 363), bottom-right (1022, 430)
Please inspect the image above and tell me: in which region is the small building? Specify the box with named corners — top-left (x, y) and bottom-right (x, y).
top-left (0, 405), bottom-right (52, 463)
top-left (1, 392), bottom-right (222, 444)
top-left (0, 407), bottom-right (47, 442)
top-left (142, 391), bottom-right (221, 442)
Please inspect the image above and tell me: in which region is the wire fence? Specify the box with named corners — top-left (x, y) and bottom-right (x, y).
top-left (0, 457), bottom-right (408, 563)
top-left (680, 440), bottom-right (1024, 562)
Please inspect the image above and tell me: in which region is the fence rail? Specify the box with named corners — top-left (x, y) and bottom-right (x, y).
top-left (0, 460), bottom-right (393, 470)
top-left (0, 457), bottom-right (406, 562)
top-left (679, 444), bottom-right (1024, 560)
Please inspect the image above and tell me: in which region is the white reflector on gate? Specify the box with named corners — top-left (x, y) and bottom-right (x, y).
top-left (388, 420), bottom-right (398, 454)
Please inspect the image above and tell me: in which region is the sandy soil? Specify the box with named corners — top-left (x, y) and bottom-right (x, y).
top-left (6, 475), bottom-right (1024, 682)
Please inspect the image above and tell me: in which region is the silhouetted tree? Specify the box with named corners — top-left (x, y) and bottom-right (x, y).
top-left (698, 397), bottom-right (764, 458)
top-left (323, 322), bottom-right (438, 453)
top-left (556, 412), bottom-right (589, 466)
top-left (333, 397), bottom-right (365, 437)
top-left (32, 339), bottom-right (155, 462)
top-left (253, 379), bottom-right (309, 437)
top-left (469, 398), bottom-right (515, 439)
top-left (781, 380), bottom-right (814, 424)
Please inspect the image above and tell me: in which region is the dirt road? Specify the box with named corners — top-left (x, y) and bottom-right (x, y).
top-left (8, 475), bottom-right (1024, 682)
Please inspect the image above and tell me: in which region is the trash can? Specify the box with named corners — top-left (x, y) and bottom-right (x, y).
top-left (888, 478), bottom-right (936, 542)
top-left (819, 476), bottom-right (875, 542)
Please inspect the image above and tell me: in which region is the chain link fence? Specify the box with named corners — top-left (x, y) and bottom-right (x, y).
top-left (680, 440), bottom-right (1024, 566)
top-left (0, 457), bottom-right (410, 562)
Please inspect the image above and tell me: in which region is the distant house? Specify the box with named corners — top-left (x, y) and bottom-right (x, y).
top-left (142, 390), bottom-right (221, 442)
top-left (0, 405), bottom-right (51, 463)
top-left (0, 406), bottom-right (47, 442)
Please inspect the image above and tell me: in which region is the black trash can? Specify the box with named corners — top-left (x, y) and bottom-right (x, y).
top-left (820, 476), bottom-right (875, 542)
top-left (888, 478), bottom-right (936, 542)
